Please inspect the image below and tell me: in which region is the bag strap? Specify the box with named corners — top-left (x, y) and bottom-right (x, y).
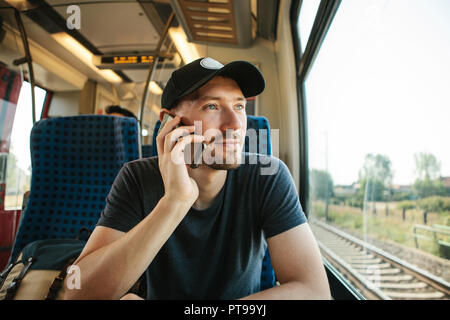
top-left (3, 257), bottom-right (35, 300)
top-left (45, 258), bottom-right (75, 300)
top-left (0, 259), bottom-right (23, 289)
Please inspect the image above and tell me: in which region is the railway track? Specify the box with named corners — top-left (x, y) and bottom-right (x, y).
top-left (311, 219), bottom-right (450, 300)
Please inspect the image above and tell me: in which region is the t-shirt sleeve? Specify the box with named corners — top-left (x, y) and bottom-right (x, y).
top-left (96, 163), bottom-right (144, 233)
top-left (259, 158), bottom-right (307, 239)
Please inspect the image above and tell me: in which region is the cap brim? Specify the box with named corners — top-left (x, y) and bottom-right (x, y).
top-left (177, 61), bottom-right (265, 103)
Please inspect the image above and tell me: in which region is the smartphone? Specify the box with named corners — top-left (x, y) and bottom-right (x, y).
top-left (157, 113), bottom-right (177, 137)
top-left (157, 113), bottom-right (205, 168)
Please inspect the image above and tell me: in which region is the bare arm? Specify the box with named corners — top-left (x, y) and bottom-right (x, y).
top-left (240, 223), bottom-right (331, 300)
top-left (64, 196), bottom-right (192, 300)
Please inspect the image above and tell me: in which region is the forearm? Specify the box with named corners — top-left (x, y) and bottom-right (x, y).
top-left (65, 196), bottom-right (191, 300)
top-left (240, 281), bottom-right (331, 300)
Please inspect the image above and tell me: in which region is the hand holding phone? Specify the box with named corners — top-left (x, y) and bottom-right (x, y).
top-left (156, 114), bottom-right (205, 205)
top-left (157, 113), bottom-right (206, 168)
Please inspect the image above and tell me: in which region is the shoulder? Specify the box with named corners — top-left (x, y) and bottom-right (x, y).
top-left (118, 156), bottom-right (161, 182)
top-left (124, 156), bottom-right (159, 172)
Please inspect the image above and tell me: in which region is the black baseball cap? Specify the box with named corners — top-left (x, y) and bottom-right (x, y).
top-left (161, 57), bottom-right (265, 109)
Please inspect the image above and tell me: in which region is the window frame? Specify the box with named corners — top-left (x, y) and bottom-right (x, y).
top-left (21, 77), bottom-right (52, 121)
top-left (290, 0), bottom-right (364, 300)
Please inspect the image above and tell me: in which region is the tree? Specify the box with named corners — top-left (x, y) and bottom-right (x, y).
top-left (414, 152), bottom-right (441, 181)
top-left (413, 153), bottom-right (445, 198)
top-left (413, 179), bottom-right (445, 198)
top-left (358, 154), bottom-right (394, 214)
top-left (310, 169), bottom-right (334, 221)
top-left (417, 196), bottom-right (444, 224)
top-left (310, 169), bottom-right (334, 200)
top-left (5, 150), bottom-right (29, 196)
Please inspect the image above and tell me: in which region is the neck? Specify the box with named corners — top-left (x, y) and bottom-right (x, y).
top-left (188, 165), bottom-right (227, 211)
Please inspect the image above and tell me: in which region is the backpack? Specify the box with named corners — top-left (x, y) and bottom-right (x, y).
top-left (0, 230), bottom-right (89, 300)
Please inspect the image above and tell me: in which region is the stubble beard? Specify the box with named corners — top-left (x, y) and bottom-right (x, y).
top-left (203, 146), bottom-right (243, 171)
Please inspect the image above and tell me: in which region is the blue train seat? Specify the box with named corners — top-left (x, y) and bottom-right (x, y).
top-left (141, 144), bottom-right (153, 158)
top-left (151, 115), bottom-right (276, 290)
top-left (9, 115), bottom-right (140, 263)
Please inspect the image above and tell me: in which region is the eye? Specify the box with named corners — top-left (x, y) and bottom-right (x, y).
top-left (235, 104), bottom-right (245, 110)
top-left (205, 104), bottom-right (217, 110)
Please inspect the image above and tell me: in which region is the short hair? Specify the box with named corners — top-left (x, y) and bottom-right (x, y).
top-left (105, 105), bottom-right (137, 119)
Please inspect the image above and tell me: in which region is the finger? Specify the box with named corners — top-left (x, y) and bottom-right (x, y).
top-left (171, 134), bottom-right (206, 165)
top-left (164, 126), bottom-right (196, 153)
top-left (156, 116), bottom-right (182, 156)
top-left (159, 115), bottom-right (181, 137)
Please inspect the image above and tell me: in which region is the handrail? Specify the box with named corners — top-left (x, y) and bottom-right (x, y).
top-left (413, 224), bottom-right (450, 249)
top-left (139, 11), bottom-right (175, 128)
top-left (13, 9), bottom-right (36, 125)
top-left (433, 224), bottom-right (450, 234)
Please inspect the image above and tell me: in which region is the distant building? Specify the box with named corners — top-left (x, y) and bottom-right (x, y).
top-left (440, 176), bottom-right (450, 188)
top-left (334, 184), bottom-right (358, 196)
top-left (391, 184), bottom-right (413, 194)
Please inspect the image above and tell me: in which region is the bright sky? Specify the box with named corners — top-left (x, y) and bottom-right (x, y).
top-left (304, 0), bottom-right (450, 186)
top-left (9, 81), bottom-right (46, 173)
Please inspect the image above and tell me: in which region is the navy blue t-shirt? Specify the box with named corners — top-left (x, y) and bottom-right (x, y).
top-left (96, 153), bottom-right (307, 299)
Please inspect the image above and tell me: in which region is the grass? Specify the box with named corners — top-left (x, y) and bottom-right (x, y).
top-left (311, 201), bottom-right (450, 259)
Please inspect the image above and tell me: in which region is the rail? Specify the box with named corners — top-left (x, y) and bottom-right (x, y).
top-left (312, 219), bottom-right (450, 300)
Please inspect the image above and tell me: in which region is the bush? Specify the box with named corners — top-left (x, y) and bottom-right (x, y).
top-left (442, 197), bottom-right (450, 212)
top-left (396, 201), bottom-right (416, 211)
top-left (329, 197), bottom-right (342, 205)
top-left (391, 192), bottom-right (414, 201)
top-left (417, 196), bottom-right (448, 213)
top-left (345, 196), bottom-right (364, 209)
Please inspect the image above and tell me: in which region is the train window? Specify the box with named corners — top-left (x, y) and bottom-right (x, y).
top-left (297, 0), bottom-right (321, 51)
top-left (5, 81), bottom-right (47, 209)
top-left (303, 0), bottom-right (450, 299)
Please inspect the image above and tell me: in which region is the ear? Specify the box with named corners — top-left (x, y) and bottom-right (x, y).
top-left (159, 108), bottom-right (173, 121)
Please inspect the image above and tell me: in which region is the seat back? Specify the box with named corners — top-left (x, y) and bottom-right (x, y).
top-left (246, 116), bottom-right (276, 290)
top-left (151, 115), bottom-right (276, 290)
top-left (141, 144), bottom-right (153, 158)
top-left (150, 122), bottom-right (161, 157)
top-left (10, 115), bottom-right (140, 262)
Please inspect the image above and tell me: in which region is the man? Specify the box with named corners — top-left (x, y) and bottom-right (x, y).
top-left (64, 57), bottom-right (330, 300)
top-left (105, 105), bottom-right (137, 119)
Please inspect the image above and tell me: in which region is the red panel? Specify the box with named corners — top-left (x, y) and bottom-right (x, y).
top-left (41, 90), bottom-right (53, 119)
top-left (0, 209), bottom-right (22, 269)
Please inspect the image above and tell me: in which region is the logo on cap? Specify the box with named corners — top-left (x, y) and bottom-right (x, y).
top-left (200, 57), bottom-right (223, 70)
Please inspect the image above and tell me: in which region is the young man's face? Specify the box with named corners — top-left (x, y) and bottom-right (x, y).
top-left (170, 76), bottom-right (247, 170)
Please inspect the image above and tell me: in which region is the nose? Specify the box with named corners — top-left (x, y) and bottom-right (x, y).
top-left (219, 106), bottom-right (244, 133)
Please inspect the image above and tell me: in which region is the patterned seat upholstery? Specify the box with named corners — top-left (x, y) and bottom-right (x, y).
top-left (10, 115), bottom-right (140, 263)
top-left (151, 115), bottom-right (276, 290)
top-left (141, 144), bottom-right (153, 158)
top-left (245, 116), bottom-right (275, 290)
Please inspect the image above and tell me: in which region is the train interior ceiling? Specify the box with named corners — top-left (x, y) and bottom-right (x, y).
top-left (0, 0), bottom-right (300, 184)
